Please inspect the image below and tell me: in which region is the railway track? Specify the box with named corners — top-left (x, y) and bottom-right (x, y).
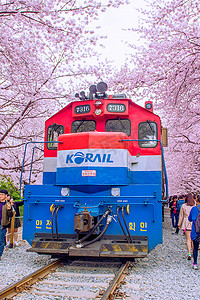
top-left (0, 258), bottom-right (133, 299)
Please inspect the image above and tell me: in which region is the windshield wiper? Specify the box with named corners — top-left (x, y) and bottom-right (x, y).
top-left (75, 119), bottom-right (85, 132)
top-left (147, 120), bottom-right (155, 135)
top-left (117, 117), bottom-right (126, 131)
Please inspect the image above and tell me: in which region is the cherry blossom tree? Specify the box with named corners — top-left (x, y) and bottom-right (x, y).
top-left (0, 0), bottom-right (127, 182)
top-left (109, 0), bottom-right (200, 194)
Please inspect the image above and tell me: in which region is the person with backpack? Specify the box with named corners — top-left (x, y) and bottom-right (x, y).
top-left (188, 195), bottom-right (200, 270)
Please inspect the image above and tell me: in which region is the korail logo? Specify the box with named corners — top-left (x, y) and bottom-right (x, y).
top-left (66, 152), bottom-right (114, 164)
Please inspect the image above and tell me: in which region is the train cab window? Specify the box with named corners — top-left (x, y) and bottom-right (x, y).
top-left (71, 120), bottom-right (96, 133)
top-left (47, 124), bottom-right (64, 150)
top-left (105, 119), bottom-right (131, 136)
top-left (138, 121), bottom-right (158, 148)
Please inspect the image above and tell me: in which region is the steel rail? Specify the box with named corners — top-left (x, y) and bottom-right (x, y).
top-left (0, 259), bottom-right (61, 299)
top-left (100, 260), bottom-right (131, 300)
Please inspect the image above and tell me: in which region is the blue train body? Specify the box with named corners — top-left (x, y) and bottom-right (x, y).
top-left (22, 84), bottom-right (168, 258)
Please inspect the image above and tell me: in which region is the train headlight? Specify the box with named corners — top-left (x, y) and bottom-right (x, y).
top-left (111, 187), bottom-right (120, 197)
top-left (94, 108), bottom-right (102, 115)
top-left (95, 100), bottom-right (102, 106)
top-left (61, 187), bottom-right (70, 196)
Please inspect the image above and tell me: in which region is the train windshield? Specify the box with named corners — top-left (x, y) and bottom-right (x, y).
top-left (138, 121), bottom-right (158, 147)
top-left (71, 120), bottom-right (96, 133)
top-left (47, 124), bottom-right (64, 149)
top-left (105, 118), bottom-right (131, 136)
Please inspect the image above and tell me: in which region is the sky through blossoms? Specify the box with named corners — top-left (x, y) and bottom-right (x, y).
top-left (91, 0), bottom-right (146, 68)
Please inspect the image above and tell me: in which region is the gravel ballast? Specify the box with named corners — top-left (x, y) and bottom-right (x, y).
top-left (123, 217), bottom-right (200, 299)
top-left (0, 217), bottom-right (199, 299)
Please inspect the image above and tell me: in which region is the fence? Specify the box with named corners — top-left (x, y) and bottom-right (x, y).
top-left (6, 216), bottom-right (23, 245)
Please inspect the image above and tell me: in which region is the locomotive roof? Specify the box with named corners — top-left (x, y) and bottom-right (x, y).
top-left (46, 97), bottom-right (158, 123)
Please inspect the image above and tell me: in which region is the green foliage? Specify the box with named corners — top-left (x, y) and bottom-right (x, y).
top-left (0, 175), bottom-right (23, 216)
top-left (0, 175), bottom-right (20, 201)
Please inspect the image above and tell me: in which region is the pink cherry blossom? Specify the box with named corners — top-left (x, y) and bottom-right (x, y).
top-left (108, 0), bottom-right (200, 194)
top-left (0, 0), bottom-right (127, 182)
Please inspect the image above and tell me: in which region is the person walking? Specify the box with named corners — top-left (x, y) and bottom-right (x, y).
top-left (188, 195), bottom-right (200, 269)
top-left (178, 194), bottom-right (194, 260)
top-left (0, 189), bottom-right (13, 261)
top-left (169, 195), bottom-right (178, 231)
top-left (175, 195), bottom-right (185, 234)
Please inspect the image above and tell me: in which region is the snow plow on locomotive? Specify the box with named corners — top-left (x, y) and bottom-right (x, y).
top-left (21, 82), bottom-right (168, 258)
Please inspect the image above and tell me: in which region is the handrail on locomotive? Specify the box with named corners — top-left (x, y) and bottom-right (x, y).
top-left (19, 141), bottom-right (61, 199)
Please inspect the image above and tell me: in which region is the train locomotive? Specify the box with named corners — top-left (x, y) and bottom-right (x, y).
top-left (22, 82), bottom-right (168, 258)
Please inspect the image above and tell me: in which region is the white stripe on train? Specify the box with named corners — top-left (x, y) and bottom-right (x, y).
top-left (43, 149), bottom-right (161, 172)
